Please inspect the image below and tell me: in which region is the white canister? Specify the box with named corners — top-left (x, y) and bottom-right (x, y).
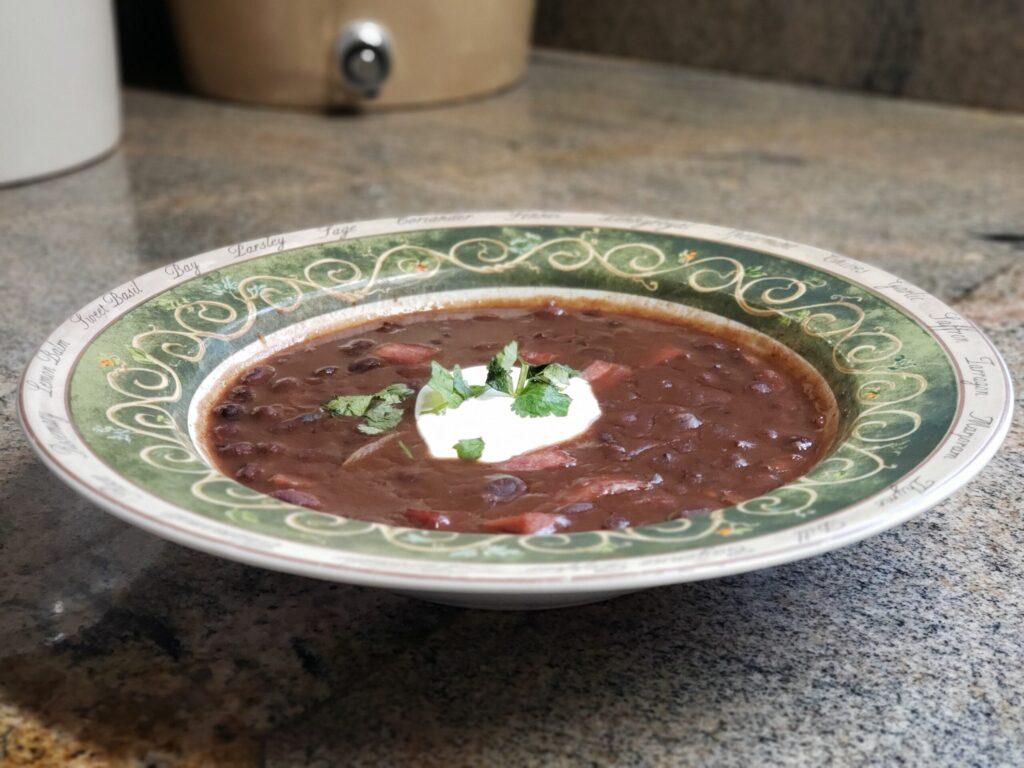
top-left (0, 0), bottom-right (121, 185)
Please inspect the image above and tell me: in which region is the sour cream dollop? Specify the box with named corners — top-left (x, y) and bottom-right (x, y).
top-left (414, 365), bottom-right (601, 463)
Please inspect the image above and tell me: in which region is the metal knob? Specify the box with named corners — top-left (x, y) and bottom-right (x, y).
top-left (335, 21), bottom-right (392, 99)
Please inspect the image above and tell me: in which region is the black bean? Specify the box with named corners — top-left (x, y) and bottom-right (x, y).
top-left (750, 381), bottom-right (773, 394)
top-left (240, 365), bottom-right (276, 384)
top-left (762, 428), bottom-right (780, 440)
top-left (375, 321), bottom-right (402, 333)
top-left (675, 412), bottom-right (702, 430)
top-left (214, 403), bottom-right (245, 420)
top-left (252, 404), bottom-right (284, 419)
top-left (314, 366), bottom-right (338, 377)
top-left (557, 502), bottom-right (594, 515)
top-left (270, 376), bottom-right (300, 391)
top-left (697, 340), bottom-right (729, 352)
top-left (217, 442), bottom-right (254, 456)
top-left (271, 411), bottom-right (325, 432)
top-left (789, 436), bottom-right (815, 452)
top-left (483, 474), bottom-right (527, 504)
top-left (736, 439), bottom-right (756, 450)
top-left (348, 357), bottom-right (384, 373)
top-left (656, 450), bottom-right (680, 465)
top-left (229, 385), bottom-right (253, 402)
top-left (534, 301), bottom-right (566, 317)
top-left (270, 488), bottom-right (321, 508)
top-left (698, 371), bottom-right (721, 387)
top-left (604, 516), bottom-right (630, 530)
top-left (236, 463), bottom-right (260, 480)
top-left (256, 442), bottom-right (286, 454)
top-left (339, 338), bottom-right (375, 356)
top-left (212, 423), bottom-right (240, 439)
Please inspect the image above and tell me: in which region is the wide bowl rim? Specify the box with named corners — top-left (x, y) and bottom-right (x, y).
top-left (18, 211), bottom-right (1014, 596)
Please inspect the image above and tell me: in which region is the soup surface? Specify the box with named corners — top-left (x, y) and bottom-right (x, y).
top-left (203, 300), bottom-right (835, 534)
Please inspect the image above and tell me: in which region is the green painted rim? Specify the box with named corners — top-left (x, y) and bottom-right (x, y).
top-left (63, 222), bottom-right (957, 563)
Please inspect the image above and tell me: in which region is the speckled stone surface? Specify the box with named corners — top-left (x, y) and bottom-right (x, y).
top-left (1, 52), bottom-right (1021, 766)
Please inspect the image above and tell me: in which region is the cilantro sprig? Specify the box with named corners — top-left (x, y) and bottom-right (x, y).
top-left (324, 383), bottom-right (413, 434)
top-left (425, 341), bottom-right (579, 419)
top-left (486, 340), bottom-right (580, 417)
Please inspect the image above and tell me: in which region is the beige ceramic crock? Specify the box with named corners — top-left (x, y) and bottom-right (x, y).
top-left (168, 0), bottom-right (535, 109)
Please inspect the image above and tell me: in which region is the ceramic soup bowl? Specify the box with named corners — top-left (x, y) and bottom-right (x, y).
top-left (19, 213), bottom-right (1012, 608)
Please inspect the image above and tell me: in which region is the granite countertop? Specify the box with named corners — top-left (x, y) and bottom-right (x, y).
top-left (1, 51), bottom-right (1022, 766)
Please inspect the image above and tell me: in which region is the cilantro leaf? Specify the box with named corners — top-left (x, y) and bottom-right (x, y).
top-left (486, 341), bottom-right (518, 395)
top-left (375, 383), bottom-right (413, 404)
top-left (453, 437), bottom-right (485, 460)
top-left (511, 381), bottom-right (572, 418)
top-left (325, 382), bottom-right (413, 434)
top-left (357, 401), bottom-right (405, 435)
top-left (324, 393), bottom-right (374, 417)
top-left (453, 365), bottom-right (485, 399)
top-left (529, 362), bottom-right (578, 389)
top-left (424, 360), bottom-right (465, 413)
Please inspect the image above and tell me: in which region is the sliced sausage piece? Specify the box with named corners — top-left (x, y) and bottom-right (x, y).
top-left (520, 349), bottom-right (558, 365)
top-left (343, 432), bottom-right (403, 467)
top-left (497, 447), bottom-right (577, 472)
top-left (374, 342), bottom-right (439, 365)
top-left (581, 360), bottom-right (632, 391)
top-left (482, 512), bottom-right (569, 535)
top-left (268, 473), bottom-right (311, 488)
top-left (558, 474), bottom-right (657, 504)
top-left (641, 345), bottom-right (686, 367)
top-left (405, 508), bottom-right (452, 530)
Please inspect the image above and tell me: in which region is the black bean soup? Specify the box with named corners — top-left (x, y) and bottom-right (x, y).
top-left (203, 300), bottom-right (836, 534)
